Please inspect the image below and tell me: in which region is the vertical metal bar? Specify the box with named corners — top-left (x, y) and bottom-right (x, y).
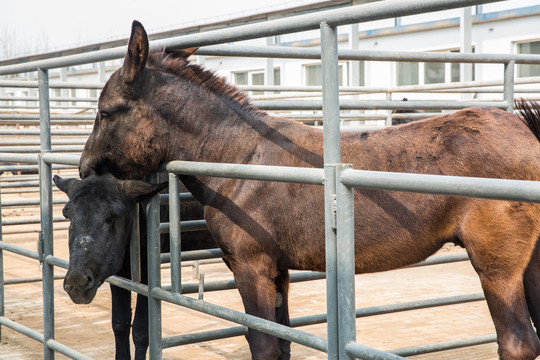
top-left (321, 22), bottom-right (341, 166)
top-left (460, 7), bottom-right (473, 83)
top-left (336, 164), bottom-right (356, 360)
top-left (321, 21), bottom-right (340, 360)
top-left (38, 67), bottom-right (54, 360)
top-left (504, 60), bottom-right (515, 113)
top-left (265, 36), bottom-right (275, 96)
top-left (0, 189), bottom-right (3, 341)
top-left (169, 173), bottom-right (182, 294)
top-left (385, 92), bottom-right (393, 126)
top-left (130, 206), bottom-right (141, 283)
top-left (147, 172), bottom-right (162, 359)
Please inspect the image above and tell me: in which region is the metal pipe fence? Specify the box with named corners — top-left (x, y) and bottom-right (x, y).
top-left (2, 0), bottom-right (539, 359)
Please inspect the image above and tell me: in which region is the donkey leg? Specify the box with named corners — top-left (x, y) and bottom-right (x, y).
top-left (461, 202), bottom-right (540, 359)
top-left (132, 292), bottom-right (149, 360)
top-left (133, 237), bottom-right (149, 360)
top-left (477, 275), bottom-right (540, 360)
top-left (232, 257), bottom-right (281, 360)
top-left (275, 270), bottom-right (291, 360)
top-left (110, 284), bottom-right (132, 360)
top-left (463, 226), bottom-right (540, 357)
top-left (524, 241), bottom-right (540, 339)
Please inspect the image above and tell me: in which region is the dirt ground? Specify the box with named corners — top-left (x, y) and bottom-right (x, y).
top-left (0, 181), bottom-right (499, 359)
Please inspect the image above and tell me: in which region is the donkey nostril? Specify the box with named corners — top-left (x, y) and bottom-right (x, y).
top-left (84, 275), bottom-right (94, 290)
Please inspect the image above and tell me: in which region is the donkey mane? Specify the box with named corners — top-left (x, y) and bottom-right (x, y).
top-left (515, 99), bottom-right (540, 143)
top-left (148, 50), bottom-right (264, 118)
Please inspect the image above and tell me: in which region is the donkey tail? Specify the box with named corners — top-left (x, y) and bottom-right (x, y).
top-left (515, 99), bottom-right (540, 143)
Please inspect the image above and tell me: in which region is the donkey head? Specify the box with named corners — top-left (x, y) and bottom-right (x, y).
top-left (80, 21), bottom-right (200, 180)
top-left (54, 173), bottom-right (166, 304)
top-left (80, 21), bottom-right (157, 180)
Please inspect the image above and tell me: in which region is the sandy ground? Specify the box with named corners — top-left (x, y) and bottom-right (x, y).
top-left (0, 181), bottom-right (499, 359)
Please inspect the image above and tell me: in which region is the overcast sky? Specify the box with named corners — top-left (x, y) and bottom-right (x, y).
top-left (0, 0), bottom-right (323, 59)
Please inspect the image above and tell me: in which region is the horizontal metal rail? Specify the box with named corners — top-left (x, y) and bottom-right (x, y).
top-left (4, 274), bottom-right (64, 285)
top-left (164, 160), bottom-right (324, 185)
top-left (158, 220), bottom-right (208, 234)
top-left (1, 198), bottom-right (67, 207)
top-left (0, 79), bottom-right (104, 89)
top-left (0, 139), bottom-right (86, 146)
top-left (2, 216), bottom-right (66, 226)
top-left (0, 145), bottom-right (84, 153)
top-left (340, 168), bottom-right (540, 203)
top-left (0, 95), bottom-right (97, 102)
top-left (162, 291), bottom-right (486, 350)
top-left (0, 153), bottom-right (39, 163)
top-left (152, 287), bottom-right (328, 353)
top-left (254, 99), bottom-right (508, 111)
top-left (0, 317), bottom-right (93, 360)
top-left (0, 129), bottom-right (91, 136)
top-left (0, 114), bottom-right (95, 120)
top-left (0, 241), bottom-right (40, 261)
top-left (346, 343), bottom-right (407, 360)
top-left (390, 334), bottom-right (497, 357)
top-left (41, 153), bottom-right (82, 166)
top-left (198, 44), bottom-right (540, 64)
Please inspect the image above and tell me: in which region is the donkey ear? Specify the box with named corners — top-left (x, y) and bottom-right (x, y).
top-left (179, 47), bottom-right (198, 58)
top-left (122, 20), bottom-right (149, 83)
top-left (120, 180), bottom-right (168, 202)
top-left (53, 175), bottom-right (79, 197)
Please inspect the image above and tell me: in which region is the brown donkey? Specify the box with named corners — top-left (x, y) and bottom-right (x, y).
top-left (79, 21), bottom-right (540, 360)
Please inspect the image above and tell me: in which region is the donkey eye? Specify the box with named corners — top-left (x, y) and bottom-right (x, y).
top-left (100, 111), bottom-right (111, 119)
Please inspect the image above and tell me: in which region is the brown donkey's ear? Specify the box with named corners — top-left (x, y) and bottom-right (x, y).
top-left (53, 175), bottom-right (80, 198)
top-left (178, 47), bottom-right (198, 58)
top-left (120, 180), bottom-right (168, 203)
top-left (122, 20), bottom-right (149, 83)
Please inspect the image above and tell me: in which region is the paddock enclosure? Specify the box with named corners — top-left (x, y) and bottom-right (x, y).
top-left (2, 0), bottom-right (540, 359)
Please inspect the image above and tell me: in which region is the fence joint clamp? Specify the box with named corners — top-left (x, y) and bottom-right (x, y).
top-left (38, 231), bottom-right (44, 264)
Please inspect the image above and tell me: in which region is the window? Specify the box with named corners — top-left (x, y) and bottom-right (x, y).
top-left (232, 69), bottom-right (281, 94)
top-left (397, 62), bottom-right (419, 86)
top-left (305, 64), bottom-right (322, 86)
top-left (398, 49), bottom-right (475, 86)
top-left (274, 68), bottom-right (281, 86)
top-left (234, 72), bottom-right (248, 85)
top-left (251, 72), bottom-right (264, 95)
top-left (424, 63), bottom-right (445, 84)
top-left (304, 64), bottom-right (344, 86)
top-left (517, 41), bottom-right (540, 78)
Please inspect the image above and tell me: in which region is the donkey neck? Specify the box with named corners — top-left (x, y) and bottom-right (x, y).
top-left (159, 78), bottom-right (324, 168)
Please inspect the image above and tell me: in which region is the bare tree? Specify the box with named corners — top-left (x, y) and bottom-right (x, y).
top-left (0, 25), bottom-right (49, 61)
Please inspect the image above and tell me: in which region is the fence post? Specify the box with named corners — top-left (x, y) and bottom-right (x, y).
top-left (130, 206), bottom-right (141, 283)
top-left (504, 60), bottom-right (515, 113)
top-left (169, 172), bottom-right (182, 294)
top-left (38, 67), bottom-right (55, 360)
top-left (147, 172), bottom-right (163, 359)
top-left (336, 164), bottom-right (356, 360)
top-left (321, 21), bottom-right (341, 360)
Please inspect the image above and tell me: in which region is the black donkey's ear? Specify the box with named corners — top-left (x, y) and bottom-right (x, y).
top-left (53, 175), bottom-right (80, 198)
top-left (120, 180), bottom-right (168, 202)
